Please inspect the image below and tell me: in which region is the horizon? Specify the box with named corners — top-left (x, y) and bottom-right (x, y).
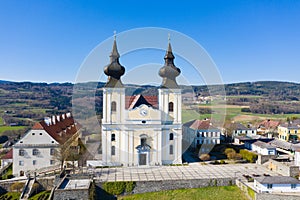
top-left (1, 1), bottom-right (300, 84)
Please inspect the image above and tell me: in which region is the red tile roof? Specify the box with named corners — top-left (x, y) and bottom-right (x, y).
top-left (32, 114), bottom-right (80, 144)
top-left (184, 119), bottom-right (217, 130)
top-left (1, 149), bottom-right (12, 159)
top-left (125, 95), bottom-right (158, 109)
top-left (32, 122), bottom-right (44, 130)
top-left (259, 119), bottom-right (280, 129)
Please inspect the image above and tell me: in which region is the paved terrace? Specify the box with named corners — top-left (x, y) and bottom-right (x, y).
top-left (92, 163), bottom-right (280, 182)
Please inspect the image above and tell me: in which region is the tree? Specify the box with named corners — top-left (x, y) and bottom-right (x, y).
top-left (54, 144), bottom-right (70, 171)
top-left (10, 182), bottom-right (24, 192)
top-left (31, 182), bottom-right (40, 195)
top-left (199, 154), bottom-right (210, 161)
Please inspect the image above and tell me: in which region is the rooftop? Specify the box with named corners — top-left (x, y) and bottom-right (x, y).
top-left (252, 141), bottom-right (275, 149)
top-left (183, 119), bottom-right (219, 130)
top-left (255, 176), bottom-right (300, 184)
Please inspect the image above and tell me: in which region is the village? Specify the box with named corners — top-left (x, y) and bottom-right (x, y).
top-left (1, 37), bottom-right (300, 200)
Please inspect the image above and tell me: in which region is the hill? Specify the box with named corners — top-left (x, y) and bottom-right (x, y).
top-left (0, 80), bottom-right (300, 135)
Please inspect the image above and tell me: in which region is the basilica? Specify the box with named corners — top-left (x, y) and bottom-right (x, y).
top-left (101, 36), bottom-right (183, 166)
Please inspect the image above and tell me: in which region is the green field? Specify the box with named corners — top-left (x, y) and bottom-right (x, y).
top-left (182, 105), bottom-right (300, 124)
top-left (119, 186), bottom-right (248, 200)
top-left (0, 126), bottom-right (27, 134)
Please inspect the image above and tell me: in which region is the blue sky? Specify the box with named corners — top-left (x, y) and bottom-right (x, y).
top-left (0, 0), bottom-right (300, 84)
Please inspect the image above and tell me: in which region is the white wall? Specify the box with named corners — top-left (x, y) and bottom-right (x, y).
top-left (13, 129), bottom-right (59, 176)
top-left (255, 181), bottom-right (300, 193)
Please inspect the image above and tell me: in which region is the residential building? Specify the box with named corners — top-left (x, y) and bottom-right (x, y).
top-left (101, 37), bottom-right (182, 166)
top-left (183, 119), bottom-right (221, 150)
top-left (227, 122), bottom-right (257, 137)
top-left (1, 149), bottom-right (12, 168)
top-left (294, 149), bottom-right (300, 167)
top-left (257, 119), bottom-right (280, 135)
top-left (13, 113), bottom-right (81, 176)
top-left (251, 141), bottom-right (276, 155)
top-left (254, 176), bottom-right (300, 193)
top-left (278, 120), bottom-right (300, 142)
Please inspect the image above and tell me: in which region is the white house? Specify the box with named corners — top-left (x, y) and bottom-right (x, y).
top-left (254, 176), bottom-right (300, 193)
top-left (251, 141), bottom-right (276, 155)
top-left (228, 123), bottom-right (257, 137)
top-left (183, 119), bottom-right (221, 150)
top-left (13, 113), bottom-right (81, 176)
top-left (294, 149), bottom-right (300, 167)
top-left (101, 37), bottom-right (182, 166)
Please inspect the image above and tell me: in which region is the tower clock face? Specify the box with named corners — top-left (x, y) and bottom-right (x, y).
top-left (140, 109), bottom-right (148, 116)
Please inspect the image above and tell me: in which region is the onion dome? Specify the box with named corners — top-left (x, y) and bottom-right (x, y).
top-left (104, 34), bottom-right (125, 88)
top-left (159, 37), bottom-right (181, 88)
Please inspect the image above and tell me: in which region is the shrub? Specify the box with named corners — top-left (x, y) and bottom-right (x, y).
top-left (102, 181), bottom-right (136, 195)
top-left (240, 150), bottom-right (258, 163)
top-left (220, 160), bottom-right (226, 164)
top-left (10, 182), bottom-right (24, 192)
top-left (125, 181), bottom-right (136, 193)
top-left (200, 154), bottom-right (210, 161)
top-left (225, 148), bottom-right (236, 156)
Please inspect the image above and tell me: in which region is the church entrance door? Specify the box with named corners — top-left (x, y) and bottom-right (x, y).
top-left (139, 153), bottom-right (147, 165)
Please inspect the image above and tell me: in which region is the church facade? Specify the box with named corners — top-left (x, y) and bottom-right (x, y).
top-left (101, 36), bottom-right (182, 166)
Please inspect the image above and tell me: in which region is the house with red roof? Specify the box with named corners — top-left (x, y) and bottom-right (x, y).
top-left (1, 149), bottom-right (13, 168)
top-left (13, 113), bottom-right (81, 176)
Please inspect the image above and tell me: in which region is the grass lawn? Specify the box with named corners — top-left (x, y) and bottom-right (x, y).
top-left (119, 186), bottom-right (248, 200)
top-left (0, 117), bottom-right (3, 126)
top-left (0, 192), bottom-right (21, 200)
top-left (0, 126), bottom-right (27, 134)
top-left (28, 190), bottom-right (51, 200)
top-left (1, 164), bottom-right (13, 180)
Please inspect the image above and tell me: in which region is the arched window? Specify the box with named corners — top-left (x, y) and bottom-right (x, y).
top-left (111, 146), bottom-right (115, 156)
top-left (168, 102), bottom-right (174, 112)
top-left (169, 133), bottom-right (174, 140)
top-left (169, 145), bottom-right (174, 155)
top-left (111, 101), bottom-right (116, 112)
top-left (111, 133), bottom-right (115, 141)
top-left (197, 133), bottom-right (200, 138)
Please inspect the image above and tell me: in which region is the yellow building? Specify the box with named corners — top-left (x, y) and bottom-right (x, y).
top-left (278, 122), bottom-right (300, 143)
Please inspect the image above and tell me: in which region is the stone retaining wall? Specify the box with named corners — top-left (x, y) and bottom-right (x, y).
top-left (256, 193), bottom-right (300, 200)
top-left (96, 177), bottom-right (235, 194)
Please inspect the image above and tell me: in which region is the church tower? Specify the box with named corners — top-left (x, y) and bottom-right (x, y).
top-left (102, 35), bottom-right (126, 164)
top-left (158, 37), bottom-right (182, 163)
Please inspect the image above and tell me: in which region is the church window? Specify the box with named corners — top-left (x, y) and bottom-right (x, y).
top-left (111, 101), bottom-right (117, 112)
top-left (169, 133), bottom-right (174, 140)
top-left (168, 102), bottom-right (174, 112)
top-left (111, 134), bottom-right (115, 141)
top-left (197, 133), bottom-right (200, 137)
top-left (111, 146), bottom-right (115, 156)
top-left (169, 145), bottom-right (174, 155)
